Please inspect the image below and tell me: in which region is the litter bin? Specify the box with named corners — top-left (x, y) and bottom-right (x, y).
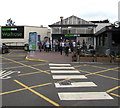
top-left (24, 44), bottom-right (29, 51)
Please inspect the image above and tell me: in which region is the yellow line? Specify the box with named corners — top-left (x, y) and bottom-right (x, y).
top-left (18, 70), bottom-right (50, 76)
top-left (83, 64), bottom-right (119, 72)
top-left (14, 80), bottom-right (59, 106)
top-left (1, 66), bottom-right (25, 70)
top-left (18, 71), bottom-right (43, 76)
top-left (1, 63), bottom-right (48, 70)
top-left (74, 64), bottom-right (86, 68)
top-left (85, 67), bottom-right (119, 76)
top-left (0, 61), bottom-right (28, 64)
top-left (0, 82), bottom-right (52, 95)
top-left (0, 62), bottom-right (47, 69)
top-left (2, 57), bottom-right (50, 74)
top-left (79, 69), bottom-right (120, 81)
top-left (106, 86), bottom-right (120, 93)
top-left (92, 74), bottom-right (120, 81)
top-left (110, 93), bottom-right (120, 97)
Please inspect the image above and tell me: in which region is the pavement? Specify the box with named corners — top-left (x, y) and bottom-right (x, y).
top-left (26, 50), bottom-right (73, 63)
top-left (26, 50), bottom-right (120, 64)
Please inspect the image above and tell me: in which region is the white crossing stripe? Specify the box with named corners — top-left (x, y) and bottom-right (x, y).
top-left (49, 64), bottom-right (71, 66)
top-left (58, 92), bottom-right (114, 100)
top-left (55, 82), bottom-right (97, 88)
top-left (51, 70), bottom-right (80, 73)
top-left (52, 75), bottom-right (87, 79)
top-left (50, 67), bottom-right (75, 69)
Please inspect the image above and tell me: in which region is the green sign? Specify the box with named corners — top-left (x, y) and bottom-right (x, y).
top-left (64, 34), bottom-right (80, 37)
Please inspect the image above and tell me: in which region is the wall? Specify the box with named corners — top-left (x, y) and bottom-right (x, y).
top-left (0, 26), bottom-right (51, 46)
top-left (24, 26), bottom-right (51, 43)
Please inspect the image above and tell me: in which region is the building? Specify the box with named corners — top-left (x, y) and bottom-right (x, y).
top-left (0, 26), bottom-right (51, 49)
top-left (95, 25), bottom-right (120, 55)
top-left (49, 15), bottom-right (97, 48)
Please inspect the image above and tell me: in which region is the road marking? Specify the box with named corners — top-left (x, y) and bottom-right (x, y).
top-left (2, 57), bottom-right (50, 74)
top-left (51, 70), bottom-right (80, 73)
top-left (106, 86), bottom-right (120, 93)
top-left (50, 67), bottom-right (75, 69)
top-left (0, 61), bottom-right (29, 64)
top-left (1, 66), bottom-right (24, 70)
top-left (1, 63), bottom-right (48, 70)
top-left (14, 80), bottom-right (59, 106)
top-left (79, 69), bottom-right (120, 81)
top-left (110, 93), bottom-right (120, 97)
top-left (52, 75), bottom-right (87, 79)
top-left (0, 82), bottom-right (52, 95)
top-left (85, 67), bottom-right (119, 76)
top-left (87, 64), bottom-right (118, 71)
top-left (58, 92), bottom-right (113, 100)
top-left (55, 82), bottom-right (97, 88)
top-left (0, 70), bottom-right (21, 79)
top-left (49, 64), bottom-right (71, 66)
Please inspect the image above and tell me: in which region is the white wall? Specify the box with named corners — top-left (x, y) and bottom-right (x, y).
top-left (0, 26), bottom-right (1, 43)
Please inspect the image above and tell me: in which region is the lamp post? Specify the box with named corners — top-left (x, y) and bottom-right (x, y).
top-left (60, 16), bottom-right (63, 40)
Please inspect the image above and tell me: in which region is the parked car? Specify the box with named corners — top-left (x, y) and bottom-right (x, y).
top-left (0, 43), bottom-right (9, 54)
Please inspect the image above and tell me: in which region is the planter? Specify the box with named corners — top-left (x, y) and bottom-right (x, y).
top-left (96, 57), bottom-right (110, 61)
top-left (79, 57), bottom-right (110, 62)
top-left (116, 58), bottom-right (120, 62)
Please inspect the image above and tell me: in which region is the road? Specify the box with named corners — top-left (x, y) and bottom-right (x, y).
top-left (0, 50), bottom-right (120, 108)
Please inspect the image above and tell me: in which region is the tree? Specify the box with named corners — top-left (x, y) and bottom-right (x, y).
top-left (6, 18), bottom-right (15, 26)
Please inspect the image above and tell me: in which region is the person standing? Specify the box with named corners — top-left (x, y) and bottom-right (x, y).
top-left (72, 40), bottom-right (76, 52)
top-left (65, 40), bottom-right (70, 56)
top-left (45, 41), bottom-right (50, 52)
top-left (37, 41), bottom-right (42, 52)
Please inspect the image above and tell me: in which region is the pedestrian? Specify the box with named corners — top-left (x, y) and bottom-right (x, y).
top-left (110, 51), bottom-right (116, 63)
top-left (59, 41), bottom-right (65, 55)
top-left (59, 41), bottom-right (62, 55)
top-left (65, 40), bottom-right (70, 56)
top-left (52, 40), bottom-right (56, 52)
top-left (45, 41), bottom-right (50, 52)
top-left (72, 40), bottom-right (76, 52)
top-left (37, 41), bottom-right (42, 52)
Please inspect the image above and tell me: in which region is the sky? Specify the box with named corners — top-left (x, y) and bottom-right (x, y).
top-left (0, 0), bottom-right (119, 27)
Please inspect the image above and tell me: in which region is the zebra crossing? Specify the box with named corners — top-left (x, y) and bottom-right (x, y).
top-left (0, 70), bottom-right (21, 79)
top-left (49, 63), bottom-right (114, 101)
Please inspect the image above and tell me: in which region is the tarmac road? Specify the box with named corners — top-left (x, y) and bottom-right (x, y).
top-left (0, 50), bottom-right (120, 108)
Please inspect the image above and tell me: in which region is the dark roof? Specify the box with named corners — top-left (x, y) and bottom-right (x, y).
top-left (95, 25), bottom-right (120, 36)
top-left (49, 24), bottom-right (97, 27)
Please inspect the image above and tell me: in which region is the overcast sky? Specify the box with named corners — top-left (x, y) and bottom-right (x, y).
top-left (0, 0), bottom-right (119, 27)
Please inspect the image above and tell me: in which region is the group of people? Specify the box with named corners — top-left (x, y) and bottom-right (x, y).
top-left (37, 39), bottom-right (78, 56)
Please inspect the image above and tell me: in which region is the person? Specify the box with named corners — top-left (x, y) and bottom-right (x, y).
top-left (72, 40), bottom-right (76, 52)
top-left (110, 51), bottom-right (116, 63)
top-left (37, 41), bottom-right (42, 52)
top-left (65, 40), bottom-right (70, 56)
top-left (59, 41), bottom-right (62, 55)
top-left (91, 50), bottom-right (97, 62)
top-left (45, 41), bottom-right (50, 52)
top-left (52, 40), bottom-right (56, 52)
top-left (59, 41), bottom-right (65, 55)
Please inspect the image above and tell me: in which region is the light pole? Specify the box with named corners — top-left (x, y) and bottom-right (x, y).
top-left (60, 16), bottom-right (63, 40)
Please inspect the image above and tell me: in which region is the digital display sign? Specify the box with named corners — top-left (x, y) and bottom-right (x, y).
top-left (1, 26), bottom-right (24, 39)
top-left (64, 34), bottom-right (80, 37)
